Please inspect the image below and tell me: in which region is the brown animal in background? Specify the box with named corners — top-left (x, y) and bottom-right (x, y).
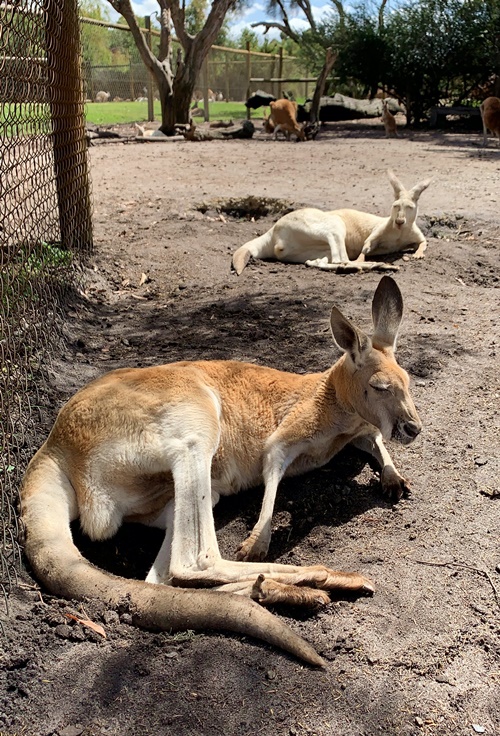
top-left (266, 99), bottom-right (305, 141)
top-left (382, 100), bottom-right (398, 138)
top-left (20, 277), bottom-right (421, 665)
top-left (480, 96), bottom-right (500, 146)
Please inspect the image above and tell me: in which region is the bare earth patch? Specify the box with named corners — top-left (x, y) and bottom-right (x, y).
top-left (1, 120), bottom-right (499, 736)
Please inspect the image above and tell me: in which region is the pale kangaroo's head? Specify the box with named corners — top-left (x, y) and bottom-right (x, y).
top-left (330, 276), bottom-right (422, 445)
top-left (387, 169), bottom-right (431, 230)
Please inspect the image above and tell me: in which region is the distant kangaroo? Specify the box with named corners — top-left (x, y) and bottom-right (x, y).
top-left (21, 277), bottom-right (421, 665)
top-left (232, 170), bottom-right (431, 275)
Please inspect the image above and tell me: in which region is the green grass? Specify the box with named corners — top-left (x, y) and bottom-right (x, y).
top-left (84, 100), bottom-right (250, 125)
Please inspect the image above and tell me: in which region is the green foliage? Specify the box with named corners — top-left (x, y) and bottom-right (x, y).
top-left (1, 242), bottom-right (72, 310)
top-left (185, 0), bottom-right (209, 35)
top-left (305, 0), bottom-right (500, 125)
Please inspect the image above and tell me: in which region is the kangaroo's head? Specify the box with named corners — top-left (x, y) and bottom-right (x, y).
top-left (330, 276), bottom-right (422, 445)
top-left (387, 169), bottom-right (431, 230)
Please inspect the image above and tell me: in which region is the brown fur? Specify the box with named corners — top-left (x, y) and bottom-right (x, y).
top-left (265, 99), bottom-right (305, 141)
top-left (480, 96), bottom-right (500, 146)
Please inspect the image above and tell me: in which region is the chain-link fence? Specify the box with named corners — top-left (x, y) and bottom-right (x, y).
top-left (80, 16), bottom-right (311, 117)
top-left (0, 0), bottom-right (92, 609)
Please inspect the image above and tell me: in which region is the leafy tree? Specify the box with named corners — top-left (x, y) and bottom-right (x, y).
top-left (282, 0), bottom-right (500, 125)
top-left (79, 0), bottom-right (114, 67)
top-left (383, 0), bottom-right (500, 123)
top-left (106, 0), bottom-right (239, 134)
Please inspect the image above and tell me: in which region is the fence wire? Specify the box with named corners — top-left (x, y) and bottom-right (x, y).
top-left (0, 0), bottom-right (92, 607)
top-left (79, 16), bottom-right (310, 114)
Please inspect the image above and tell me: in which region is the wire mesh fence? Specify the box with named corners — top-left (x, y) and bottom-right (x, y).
top-left (80, 15), bottom-right (311, 121)
top-left (0, 0), bottom-right (92, 608)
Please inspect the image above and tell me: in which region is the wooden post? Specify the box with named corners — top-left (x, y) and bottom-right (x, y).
top-left (245, 41), bottom-right (251, 119)
top-left (45, 0), bottom-right (92, 251)
top-left (225, 52), bottom-right (230, 102)
top-left (202, 56), bottom-right (210, 122)
top-left (129, 60), bottom-right (134, 101)
top-left (144, 16), bottom-right (155, 122)
top-left (278, 47), bottom-right (283, 98)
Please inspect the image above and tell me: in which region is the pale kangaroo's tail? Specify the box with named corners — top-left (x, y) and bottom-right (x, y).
top-left (21, 454), bottom-right (324, 667)
top-left (232, 228), bottom-right (275, 275)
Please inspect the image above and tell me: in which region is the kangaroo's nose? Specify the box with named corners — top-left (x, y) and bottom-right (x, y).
top-left (404, 420), bottom-right (421, 438)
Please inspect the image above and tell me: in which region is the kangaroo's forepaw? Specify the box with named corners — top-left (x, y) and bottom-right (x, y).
top-left (381, 466), bottom-right (411, 502)
top-left (236, 533), bottom-right (270, 562)
top-left (412, 252), bottom-right (425, 260)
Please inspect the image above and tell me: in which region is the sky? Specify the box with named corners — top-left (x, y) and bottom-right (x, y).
top-left (107, 1), bottom-right (345, 41)
top-left (107, 0), bottom-right (404, 41)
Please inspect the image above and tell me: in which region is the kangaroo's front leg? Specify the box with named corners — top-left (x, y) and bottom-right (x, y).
top-left (411, 226), bottom-right (427, 259)
top-left (167, 435), bottom-right (374, 603)
top-left (352, 431), bottom-right (410, 502)
top-left (236, 440), bottom-right (307, 562)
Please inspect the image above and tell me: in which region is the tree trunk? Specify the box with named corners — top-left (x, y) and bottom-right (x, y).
top-left (309, 48), bottom-right (337, 123)
top-left (155, 57), bottom-right (200, 134)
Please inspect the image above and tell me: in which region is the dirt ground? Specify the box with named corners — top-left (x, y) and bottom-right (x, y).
top-left (1, 119), bottom-right (499, 736)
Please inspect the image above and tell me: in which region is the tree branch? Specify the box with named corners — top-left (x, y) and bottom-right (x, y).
top-left (193, 0), bottom-right (238, 60)
top-left (295, 0), bottom-right (316, 32)
top-left (330, 0), bottom-right (345, 27)
top-left (107, 0), bottom-right (161, 74)
top-left (309, 47), bottom-right (337, 122)
top-left (378, 0), bottom-right (388, 31)
top-left (251, 20), bottom-right (300, 44)
top-left (157, 0), bottom-right (173, 64)
top-left (165, 0), bottom-right (191, 49)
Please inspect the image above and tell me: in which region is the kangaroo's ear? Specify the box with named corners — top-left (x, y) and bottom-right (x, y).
top-left (409, 178), bottom-right (432, 201)
top-left (387, 169), bottom-right (405, 197)
top-left (330, 307), bottom-right (372, 368)
top-left (372, 276), bottom-right (403, 349)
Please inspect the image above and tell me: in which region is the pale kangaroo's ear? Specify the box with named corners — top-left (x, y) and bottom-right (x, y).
top-left (387, 169), bottom-right (405, 197)
top-left (372, 276), bottom-right (404, 349)
top-left (330, 307), bottom-right (372, 368)
top-left (409, 178), bottom-right (432, 201)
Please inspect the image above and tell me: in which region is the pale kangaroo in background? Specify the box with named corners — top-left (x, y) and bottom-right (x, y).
top-left (232, 170), bottom-right (431, 275)
top-left (382, 100), bottom-right (398, 138)
top-left (21, 277), bottom-right (421, 666)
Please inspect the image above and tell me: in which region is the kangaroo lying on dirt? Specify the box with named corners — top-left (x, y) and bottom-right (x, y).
top-left (21, 276), bottom-right (421, 666)
top-left (232, 170), bottom-right (431, 275)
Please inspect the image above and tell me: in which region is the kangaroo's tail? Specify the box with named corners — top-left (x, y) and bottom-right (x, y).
top-left (232, 228), bottom-right (275, 275)
top-left (21, 454), bottom-right (325, 667)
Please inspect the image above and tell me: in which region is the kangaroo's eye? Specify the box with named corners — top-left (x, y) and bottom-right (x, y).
top-left (370, 382), bottom-right (390, 392)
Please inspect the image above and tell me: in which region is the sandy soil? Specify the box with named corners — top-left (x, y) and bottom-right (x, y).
top-left (1, 120), bottom-right (499, 736)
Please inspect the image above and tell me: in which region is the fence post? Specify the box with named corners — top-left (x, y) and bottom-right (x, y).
top-left (202, 56), bottom-right (210, 122)
top-left (129, 60), bottom-right (134, 101)
top-left (225, 51), bottom-right (230, 102)
top-left (245, 41), bottom-right (251, 119)
top-left (144, 16), bottom-right (155, 122)
top-left (277, 47), bottom-right (283, 98)
top-left (45, 0), bottom-right (92, 251)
